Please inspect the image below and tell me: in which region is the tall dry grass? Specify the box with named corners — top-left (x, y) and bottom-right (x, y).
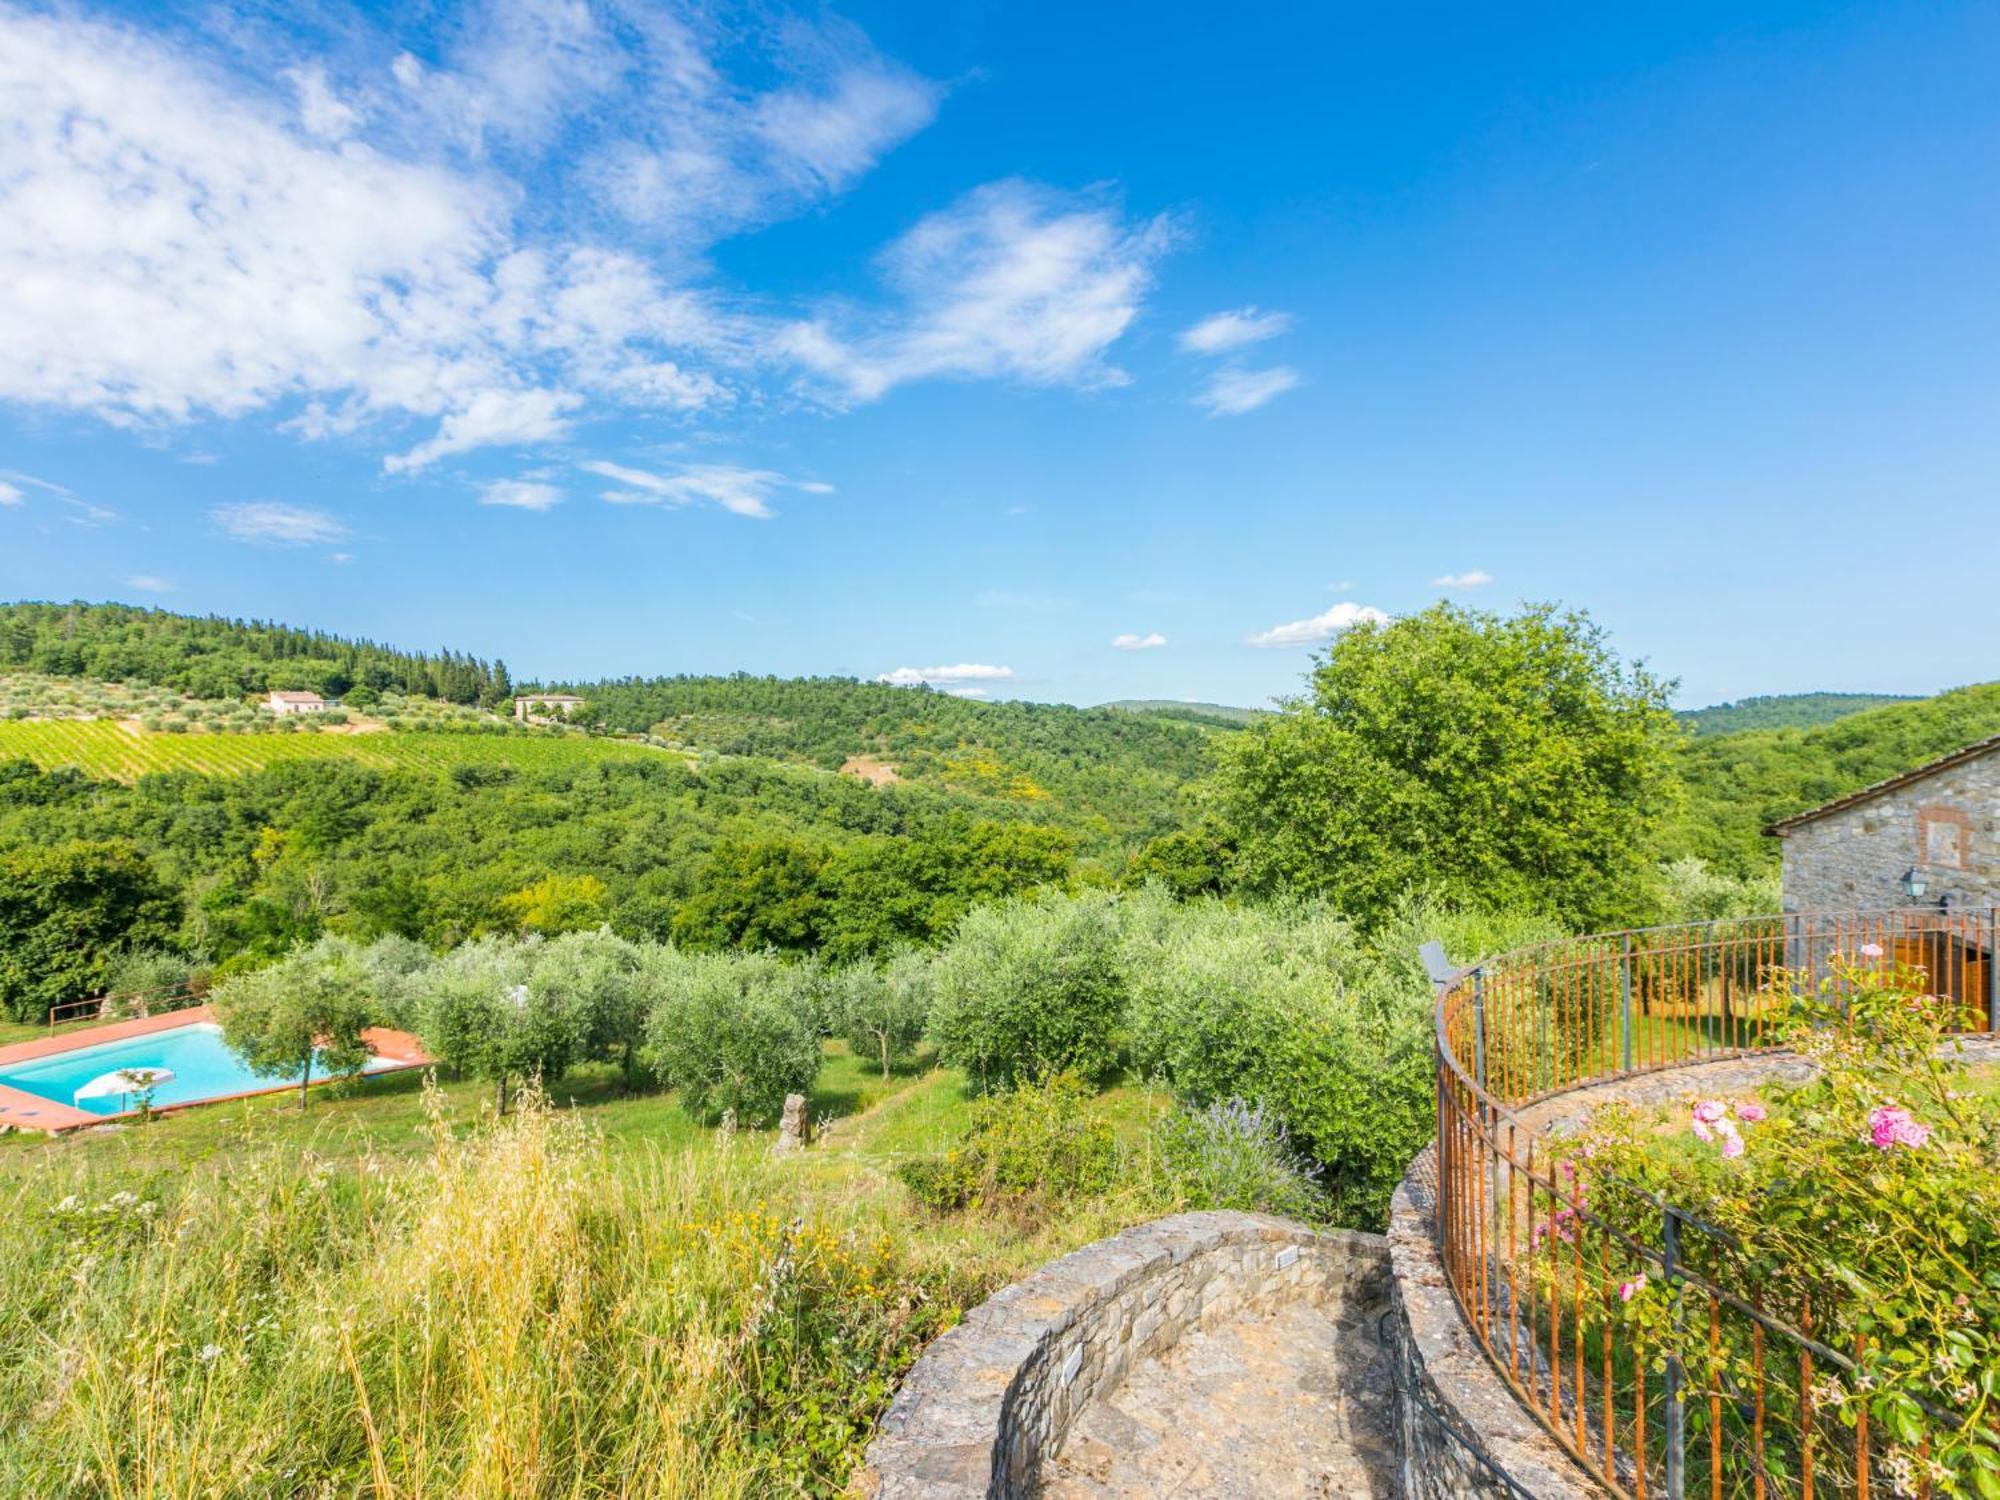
top-left (0, 1085), bottom-right (976, 1498)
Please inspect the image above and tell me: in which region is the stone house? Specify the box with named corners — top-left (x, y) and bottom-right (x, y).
top-left (513, 693), bottom-right (586, 723)
top-left (1770, 733), bottom-right (1998, 1009)
top-left (265, 690), bottom-right (328, 716)
top-left (1770, 732), bottom-right (2000, 913)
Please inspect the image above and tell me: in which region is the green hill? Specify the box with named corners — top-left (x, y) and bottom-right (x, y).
top-left (1675, 691), bottom-right (1918, 736)
top-left (1670, 682), bottom-right (2000, 875)
top-left (1099, 698), bottom-right (1267, 728)
top-left (0, 605), bottom-right (1223, 971)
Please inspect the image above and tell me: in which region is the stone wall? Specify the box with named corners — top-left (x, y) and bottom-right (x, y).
top-left (1779, 749), bottom-right (2000, 913)
top-left (855, 1211), bottom-right (1387, 1499)
top-left (1386, 1157), bottom-right (1602, 1499)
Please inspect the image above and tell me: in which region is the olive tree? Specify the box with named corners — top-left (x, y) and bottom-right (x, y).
top-left (832, 951), bottom-right (932, 1079)
top-left (641, 952), bottom-right (821, 1126)
top-left (212, 945), bottom-right (381, 1108)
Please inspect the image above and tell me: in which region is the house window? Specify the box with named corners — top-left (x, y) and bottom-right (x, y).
top-left (1917, 806), bottom-right (1971, 870)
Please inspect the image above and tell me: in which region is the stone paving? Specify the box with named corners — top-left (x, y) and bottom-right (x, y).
top-left (1041, 1284), bottom-right (1397, 1499)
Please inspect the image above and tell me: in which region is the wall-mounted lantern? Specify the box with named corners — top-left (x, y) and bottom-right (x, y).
top-left (1900, 866), bottom-right (1929, 902)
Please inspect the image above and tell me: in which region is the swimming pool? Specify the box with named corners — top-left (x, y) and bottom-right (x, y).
top-left (0, 1021), bottom-right (410, 1117)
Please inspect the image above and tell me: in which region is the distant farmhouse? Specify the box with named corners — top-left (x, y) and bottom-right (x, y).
top-left (265, 690), bottom-right (328, 717)
top-left (514, 693), bottom-right (587, 723)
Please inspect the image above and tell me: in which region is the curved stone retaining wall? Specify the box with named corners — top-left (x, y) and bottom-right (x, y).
top-left (856, 1210), bottom-right (1388, 1499)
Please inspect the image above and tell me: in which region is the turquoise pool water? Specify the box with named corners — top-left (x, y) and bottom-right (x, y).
top-left (0, 1022), bottom-right (405, 1116)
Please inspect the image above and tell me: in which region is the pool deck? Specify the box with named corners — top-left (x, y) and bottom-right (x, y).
top-left (0, 1006), bottom-right (433, 1135)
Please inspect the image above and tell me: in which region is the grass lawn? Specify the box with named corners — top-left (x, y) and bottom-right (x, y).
top-left (0, 1040), bottom-right (1173, 1497)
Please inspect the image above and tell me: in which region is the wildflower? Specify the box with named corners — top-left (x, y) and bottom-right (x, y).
top-left (1860, 942), bottom-right (1885, 959)
top-left (197, 1344), bottom-right (222, 1364)
top-left (54, 1195), bottom-right (80, 1213)
top-left (1618, 1273), bottom-right (1648, 1302)
top-left (1868, 1105), bottom-right (1930, 1151)
top-left (1736, 1102), bottom-right (1767, 1124)
top-left (1721, 1133), bottom-right (1744, 1160)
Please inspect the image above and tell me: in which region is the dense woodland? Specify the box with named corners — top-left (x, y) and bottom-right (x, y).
top-left (1674, 690), bottom-right (1917, 736)
top-left (3, 600), bottom-right (1998, 1026)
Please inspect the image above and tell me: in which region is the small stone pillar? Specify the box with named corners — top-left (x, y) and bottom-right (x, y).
top-left (773, 1093), bottom-right (811, 1154)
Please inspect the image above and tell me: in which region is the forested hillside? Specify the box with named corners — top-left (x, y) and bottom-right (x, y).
top-left (0, 601), bottom-right (515, 704)
top-left (1665, 682), bottom-right (2000, 874)
top-left (560, 673), bottom-right (1218, 814)
top-left (6, 599), bottom-right (1997, 1022)
top-left (1100, 699), bottom-right (1267, 727)
top-left (1675, 691), bottom-right (1917, 736)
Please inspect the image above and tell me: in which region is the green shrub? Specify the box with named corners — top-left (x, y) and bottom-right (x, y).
top-left (641, 952), bottom-right (821, 1126)
top-left (1122, 890), bottom-right (1558, 1227)
top-left (101, 947), bottom-right (209, 1010)
top-left (928, 891), bottom-right (1127, 1091)
top-left (897, 1073), bottom-right (1118, 1212)
top-left (1149, 1097), bottom-right (1331, 1223)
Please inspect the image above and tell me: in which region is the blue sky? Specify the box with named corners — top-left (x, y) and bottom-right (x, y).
top-left (2, 1), bottom-right (1996, 709)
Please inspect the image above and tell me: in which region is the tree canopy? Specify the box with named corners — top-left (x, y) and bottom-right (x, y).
top-left (1216, 603), bottom-right (1681, 927)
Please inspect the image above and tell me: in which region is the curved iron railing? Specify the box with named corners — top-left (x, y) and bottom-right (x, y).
top-left (1432, 907), bottom-right (1999, 1499)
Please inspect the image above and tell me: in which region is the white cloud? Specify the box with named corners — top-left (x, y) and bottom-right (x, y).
top-left (0, 3), bottom-right (964, 471)
top-left (330, 552), bottom-right (354, 564)
top-left (581, 459), bottom-right (829, 520)
top-left (877, 663), bottom-right (1016, 687)
top-left (125, 574), bottom-right (174, 593)
top-left (1197, 365), bottom-right (1300, 416)
top-left (943, 686), bottom-right (990, 698)
top-left (385, 389), bottom-right (581, 474)
top-left (783, 181), bottom-right (1178, 401)
top-left (0, 483), bottom-right (20, 507)
top-left (63, 497), bottom-right (116, 527)
top-left (210, 502), bottom-right (349, 546)
top-left (1247, 601), bottom-right (1389, 648)
top-left (1112, 631), bottom-right (1167, 650)
top-left (978, 588), bottom-right (1070, 611)
top-left (1432, 569), bottom-right (1494, 588)
top-left (1179, 306), bottom-right (1291, 354)
top-left (286, 65), bottom-right (360, 142)
top-left (0, 469), bottom-right (70, 497)
top-left (479, 477), bottom-right (564, 511)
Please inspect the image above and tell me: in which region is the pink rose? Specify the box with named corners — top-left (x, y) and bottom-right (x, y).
top-left (1721, 1134), bottom-right (1745, 1160)
top-left (1736, 1102), bottom-right (1767, 1124)
top-left (1868, 1105), bottom-right (1930, 1151)
top-left (1860, 942), bottom-right (1884, 959)
top-left (1619, 1273), bottom-right (1648, 1302)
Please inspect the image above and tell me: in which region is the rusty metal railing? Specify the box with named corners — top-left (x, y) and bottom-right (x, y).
top-left (1432, 908), bottom-right (1999, 1499)
top-left (46, 980), bottom-right (206, 1033)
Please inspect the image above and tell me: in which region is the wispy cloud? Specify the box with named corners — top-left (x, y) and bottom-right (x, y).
top-left (210, 502), bottom-right (349, 546)
top-left (125, 574), bottom-right (174, 593)
top-left (877, 663), bottom-right (1016, 687)
top-left (0, 482), bottom-right (20, 507)
top-left (1432, 569), bottom-right (1494, 588)
top-left (0, 7), bottom-right (1167, 473)
top-left (1197, 365), bottom-right (1300, 416)
top-left (977, 588), bottom-right (1070, 611)
top-left (1179, 306), bottom-right (1291, 354)
top-left (479, 477), bottom-right (565, 511)
top-left (581, 459), bottom-right (829, 520)
top-left (1247, 601), bottom-right (1389, 648)
top-left (385, 390), bottom-right (581, 475)
top-left (782, 181), bottom-right (1179, 401)
top-left (1111, 631), bottom-right (1167, 650)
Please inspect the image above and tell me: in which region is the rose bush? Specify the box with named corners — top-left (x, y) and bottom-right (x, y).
top-left (1546, 953), bottom-right (2000, 1496)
